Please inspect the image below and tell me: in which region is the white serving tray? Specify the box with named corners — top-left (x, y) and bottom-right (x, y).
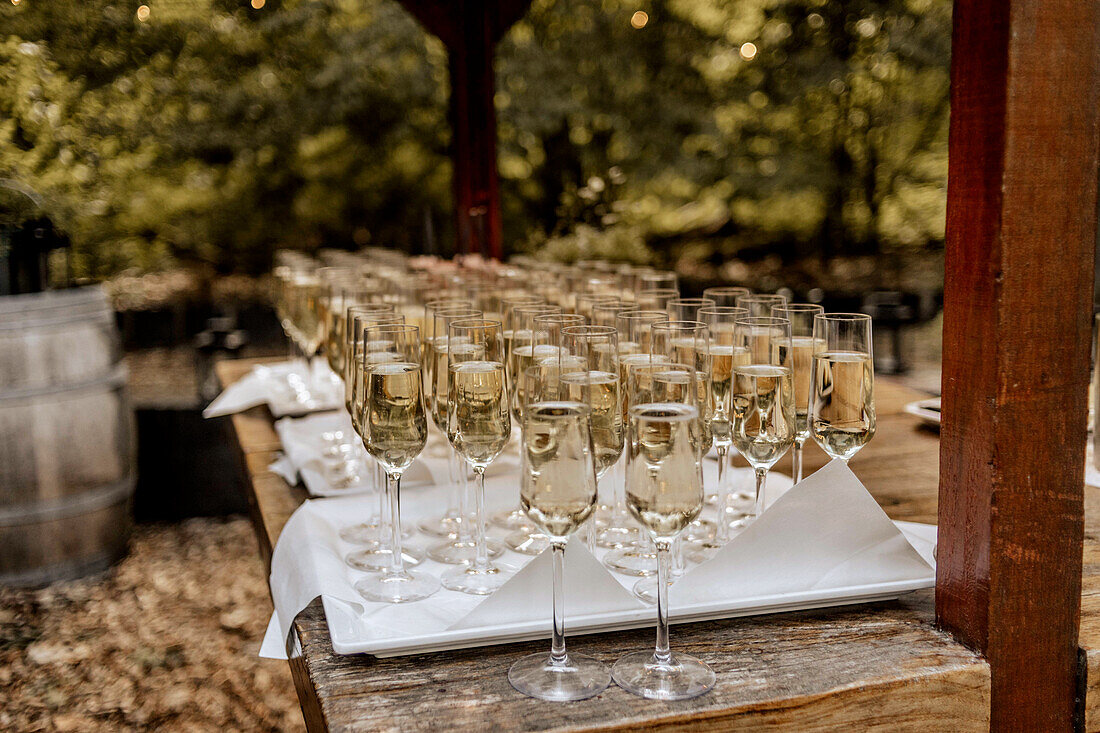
top-left (323, 521), bottom-right (936, 658)
top-left (903, 398), bottom-right (941, 428)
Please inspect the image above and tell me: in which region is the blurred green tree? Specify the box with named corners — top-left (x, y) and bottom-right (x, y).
top-left (0, 0), bottom-right (950, 277)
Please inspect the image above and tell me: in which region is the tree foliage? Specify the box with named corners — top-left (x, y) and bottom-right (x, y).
top-left (0, 0), bottom-right (950, 277)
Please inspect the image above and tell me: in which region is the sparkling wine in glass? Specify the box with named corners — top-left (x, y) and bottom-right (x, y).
top-left (442, 319), bottom-right (516, 595)
top-left (810, 313), bottom-right (876, 462)
top-left (354, 324), bottom-right (438, 604)
top-left (731, 317), bottom-right (796, 524)
top-left (772, 304), bottom-right (825, 483)
top-left (613, 402), bottom-right (715, 701)
top-left (508, 401), bottom-right (610, 701)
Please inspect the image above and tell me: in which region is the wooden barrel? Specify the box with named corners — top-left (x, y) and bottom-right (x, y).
top-left (0, 286), bottom-right (135, 586)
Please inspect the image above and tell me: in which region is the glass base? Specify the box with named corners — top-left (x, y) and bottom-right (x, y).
top-left (508, 652), bottom-right (610, 701)
top-left (427, 538), bottom-right (505, 565)
top-left (596, 524), bottom-right (639, 549)
top-left (490, 508), bottom-right (535, 531)
top-left (326, 465), bottom-right (362, 490)
top-left (680, 518), bottom-right (716, 543)
top-left (611, 650), bottom-right (715, 700)
top-left (602, 545), bottom-right (657, 577)
top-left (418, 513), bottom-right (469, 539)
top-left (339, 522), bottom-right (413, 545)
top-left (354, 570), bottom-right (440, 604)
top-left (685, 543), bottom-right (720, 565)
top-left (346, 545), bottom-right (425, 572)
top-left (632, 575), bottom-right (676, 605)
top-left (441, 562), bottom-right (516, 595)
top-left (505, 530), bottom-right (550, 556)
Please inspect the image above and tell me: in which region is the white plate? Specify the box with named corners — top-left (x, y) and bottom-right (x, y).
top-left (903, 398), bottom-right (941, 428)
top-left (323, 521), bottom-right (936, 658)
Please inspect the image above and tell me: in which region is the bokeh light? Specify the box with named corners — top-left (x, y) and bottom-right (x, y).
top-left (739, 42), bottom-right (757, 60)
top-left (136, 4), bottom-right (150, 21)
top-left (630, 11), bottom-right (648, 29)
top-left (251, 0), bottom-right (266, 8)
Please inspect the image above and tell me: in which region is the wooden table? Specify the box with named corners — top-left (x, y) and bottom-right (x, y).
top-left (217, 358), bottom-right (990, 731)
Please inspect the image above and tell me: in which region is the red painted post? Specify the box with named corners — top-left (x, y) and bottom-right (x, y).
top-left (937, 0), bottom-right (1100, 728)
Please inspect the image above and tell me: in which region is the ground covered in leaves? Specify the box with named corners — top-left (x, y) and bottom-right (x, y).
top-left (0, 518), bottom-right (303, 732)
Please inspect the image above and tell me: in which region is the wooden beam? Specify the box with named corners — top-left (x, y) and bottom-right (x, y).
top-left (937, 0), bottom-right (1100, 729)
top-left (447, 2), bottom-right (503, 259)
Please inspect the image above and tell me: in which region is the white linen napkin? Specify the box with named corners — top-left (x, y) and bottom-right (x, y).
top-left (271, 414), bottom-right (522, 496)
top-left (260, 458), bottom-right (933, 659)
top-left (203, 359), bottom-right (342, 418)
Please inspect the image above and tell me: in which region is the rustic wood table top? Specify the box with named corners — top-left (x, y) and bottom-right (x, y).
top-left (217, 357), bottom-right (993, 731)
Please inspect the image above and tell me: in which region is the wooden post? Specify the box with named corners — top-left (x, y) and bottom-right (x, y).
top-left (398, 0), bottom-right (531, 260)
top-left (937, 0), bottom-right (1100, 729)
top-left (447, 9), bottom-right (502, 259)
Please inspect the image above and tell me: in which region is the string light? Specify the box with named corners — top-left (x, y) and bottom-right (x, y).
top-left (136, 4), bottom-right (150, 21)
top-left (630, 11), bottom-right (648, 29)
top-left (739, 42), bottom-right (757, 60)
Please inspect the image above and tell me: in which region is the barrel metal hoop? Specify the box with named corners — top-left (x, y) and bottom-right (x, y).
top-left (0, 547), bottom-right (126, 587)
top-left (0, 309), bottom-right (114, 332)
top-left (0, 364), bottom-right (129, 403)
top-left (0, 475), bottom-right (135, 526)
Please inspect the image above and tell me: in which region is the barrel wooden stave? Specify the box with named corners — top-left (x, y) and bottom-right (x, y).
top-left (0, 286), bottom-right (135, 586)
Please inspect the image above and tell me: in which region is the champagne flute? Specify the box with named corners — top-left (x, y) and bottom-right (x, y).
top-left (651, 321), bottom-right (715, 544)
top-left (773, 304), bottom-right (825, 483)
top-left (417, 300), bottom-right (476, 539)
top-left (560, 325), bottom-right (626, 546)
top-left (810, 313), bottom-right (876, 462)
top-left (637, 270), bottom-right (679, 292)
top-left (321, 281), bottom-right (387, 469)
top-left (591, 301), bottom-right (636, 330)
top-left (731, 317), bottom-right (796, 523)
top-left (736, 293), bottom-right (787, 317)
top-left (688, 306), bottom-right (751, 561)
top-left (635, 288), bottom-right (679, 312)
top-left (494, 313), bottom-right (585, 532)
top-left (328, 305), bottom-right (400, 495)
top-left (612, 402), bottom-right (715, 701)
top-left (666, 297), bottom-right (716, 322)
top-left (702, 286), bottom-right (750, 307)
top-left (574, 293), bottom-right (619, 322)
top-left (353, 324), bottom-right (438, 603)
top-left (503, 363), bottom-right (567, 556)
top-left (500, 294), bottom-right (546, 390)
top-left (344, 313), bottom-right (429, 571)
top-left (442, 319), bottom-right (516, 595)
top-left (427, 307), bottom-right (508, 564)
top-left (600, 310), bottom-right (671, 575)
top-left (508, 401), bottom-right (610, 701)
top-left (507, 305), bottom-right (565, 422)
top-left (288, 271), bottom-right (325, 404)
top-left (626, 362), bottom-right (703, 601)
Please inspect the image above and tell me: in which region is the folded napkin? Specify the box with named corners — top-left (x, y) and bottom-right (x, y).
top-left (203, 359), bottom-right (342, 418)
top-left (271, 414), bottom-right (522, 496)
top-left (260, 458), bottom-right (933, 658)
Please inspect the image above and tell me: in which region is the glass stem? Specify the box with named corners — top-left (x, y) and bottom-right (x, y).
top-left (654, 540), bottom-right (672, 665)
top-left (715, 446), bottom-right (729, 543)
top-left (385, 472), bottom-right (406, 576)
top-left (793, 437), bottom-right (805, 484)
top-left (375, 462), bottom-right (386, 526)
top-left (472, 466), bottom-right (490, 570)
top-left (752, 467), bottom-right (768, 519)
top-left (549, 540), bottom-right (568, 666)
top-left (444, 446), bottom-right (462, 523)
top-left (455, 450), bottom-right (471, 542)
